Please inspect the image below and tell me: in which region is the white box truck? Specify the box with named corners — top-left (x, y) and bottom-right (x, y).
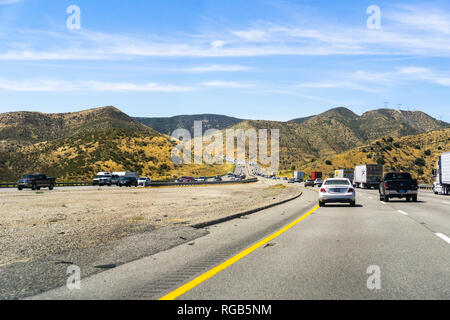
top-left (294, 171), bottom-right (305, 182)
top-left (433, 152), bottom-right (450, 195)
top-left (354, 164), bottom-right (383, 189)
top-left (334, 169), bottom-right (354, 181)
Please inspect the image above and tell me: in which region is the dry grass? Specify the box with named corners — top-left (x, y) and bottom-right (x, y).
top-left (0, 180), bottom-right (300, 266)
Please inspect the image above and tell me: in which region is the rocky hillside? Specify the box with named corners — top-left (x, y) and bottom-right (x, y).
top-left (294, 128), bottom-right (450, 184)
top-left (225, 107), bottom-right (448, 169)
top-left (1, 105), bottom-right (447, 181)
top-left (0, 128), bottom-right (233, 182)
top-left (0, 107), bottom-right (233, 181)
top-left (0, 106), bottom-right (154, 148)
top-left (135, 114), bottom-right (243, 136)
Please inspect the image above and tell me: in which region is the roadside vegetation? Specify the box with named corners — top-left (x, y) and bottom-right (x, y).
top-left (296, 128), bottom-right (450, 183)
top-left (0, 128), bottom-right (233, 182)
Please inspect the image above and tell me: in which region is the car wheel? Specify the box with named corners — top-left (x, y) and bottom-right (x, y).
top-left (383, 194), bottom-right (389, 202)
top-left (49, 184), bottom-right (54, 190)
top-left (350, 201), bottom-right (356, 207)
top-left (319, 201), bottom-right (325, 207)
top-left (32, 184), bottom-right (37, 190)
top-left (412, 195), bottom-right (418, 202)
top-left (406, 196), bottom-right (411, 202)
top-left (18, 186), bottom-right (23, 191)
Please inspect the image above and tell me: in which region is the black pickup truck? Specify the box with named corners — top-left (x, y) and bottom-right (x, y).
top-left (379, 172), bottom-right (418, 202)
top-left (17, 174), bottom-right (56, 191)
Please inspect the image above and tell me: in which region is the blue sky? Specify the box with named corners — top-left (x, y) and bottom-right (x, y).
top-left (0, 0), bottom-right (450, 121)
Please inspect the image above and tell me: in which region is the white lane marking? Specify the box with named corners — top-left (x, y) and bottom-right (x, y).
top-left (435, 233), bottom-right (450, 244)
top-left (397, 210), bottom-right (409, 216)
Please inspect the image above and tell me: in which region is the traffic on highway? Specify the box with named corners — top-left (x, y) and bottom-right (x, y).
top-left (2, 2), bottom-right (450, 316)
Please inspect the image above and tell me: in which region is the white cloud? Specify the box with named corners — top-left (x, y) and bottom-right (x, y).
top-left (211, 40), bottom-right (226, 49)
top-left (296, 82), bottom-right (339, 89)
top-left (386, 4), bottom-right (450, 35)
top-left (0, 0), bottom-right (23, 5)
top-left (0, 79), bottom-right (194, 92)
top-left (233, 29), bottom-right (268, 41)
top-left (2, 4), bottom-right (450, 60)
top-left (202, 81), bottom-right (256, 89)
top-left (396, 67), bottom-right (450, 86)
top-left (296, 80), bottom-right (379, 92)
top-left (351, 66), bottom-right (450, 88)
top-left (183, 64), bottom-right (250, 72)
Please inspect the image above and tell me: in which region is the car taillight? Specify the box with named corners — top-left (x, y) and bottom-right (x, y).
top-left (348, 188), bottom-right (354, 193)
top-left (320, 188), bottom-right (326, 193)
top-left (385, 182), bottom-right (390, 190)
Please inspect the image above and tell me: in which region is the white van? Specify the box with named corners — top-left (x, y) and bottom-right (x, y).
top-left (93, 172), bottom-right (112, 186)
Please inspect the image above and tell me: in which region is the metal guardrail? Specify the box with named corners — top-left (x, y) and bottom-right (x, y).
top-left (0, 178), bottom-right (258, 189)
top-left (149, 178), bottom-right (258, 187)
top-left (0, 182), bottom-right (94, 188)
top-left (0, 182), bottom-right (17, 188)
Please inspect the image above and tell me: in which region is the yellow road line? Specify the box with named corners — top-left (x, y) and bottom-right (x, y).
top-left (159, 204), bottom-right (320, 300)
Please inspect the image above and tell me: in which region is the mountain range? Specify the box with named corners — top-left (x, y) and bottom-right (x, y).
top-left (0, 105), bottom-right (448, 181)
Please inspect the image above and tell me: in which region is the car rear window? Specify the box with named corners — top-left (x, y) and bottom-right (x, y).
top-left (324, 180), bottom-right (350, 185)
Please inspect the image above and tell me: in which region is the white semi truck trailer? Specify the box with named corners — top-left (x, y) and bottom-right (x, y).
top-left (294, 171), bottom-right (305, 182)
top-left (354, 164), bottom-right (383, 189)
top-left (433, 152), bottom-right (450, 195)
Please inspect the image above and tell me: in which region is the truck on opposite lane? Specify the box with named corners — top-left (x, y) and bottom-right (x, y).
top-left (17, 174), bottom-right (56, 191)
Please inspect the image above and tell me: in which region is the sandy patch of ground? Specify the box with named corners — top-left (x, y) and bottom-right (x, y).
top-left (0, 180), bottom-right (300, 266)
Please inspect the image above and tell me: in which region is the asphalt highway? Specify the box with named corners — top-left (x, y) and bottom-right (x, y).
top-left (31, 186), bottom-right (450, 300)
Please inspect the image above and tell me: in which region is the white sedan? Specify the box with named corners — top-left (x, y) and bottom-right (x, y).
top-left (318, 178), bottom-right (356, 207)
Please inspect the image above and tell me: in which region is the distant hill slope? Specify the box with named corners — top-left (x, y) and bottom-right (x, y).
top-left (134, 114), bottom-right (244, 136)
top-left (295, 128), bottom-right (450, 184)
top-left (227, 107), bottom-right (448, 169)
top-left (1, 105), bottom-right (447, 181)
top-left (0, 107), bottom-right (233, 181)
top-left (0, 106), bottom-right (154, 147)
top-left (0, 128), bottom-right (233, 182)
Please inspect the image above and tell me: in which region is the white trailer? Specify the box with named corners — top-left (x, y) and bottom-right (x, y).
top-left (113, 172), bottom-right (139, 179)
top-left (354, 164), bottom-right (383, 189)
top-left (334, 169), bottom-right (354, 181)
top-left (433, 152), bottom-right (450, 195)
top-left (294, 171), bottom-right (305, 182)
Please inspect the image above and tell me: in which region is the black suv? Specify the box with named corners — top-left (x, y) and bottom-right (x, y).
top-left (118, 176), bottom-right (138, 187)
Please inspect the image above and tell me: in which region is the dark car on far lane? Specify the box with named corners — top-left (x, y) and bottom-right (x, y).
top-left (304, 179), bottom-right (315, 187)
top-left (118, 176), bottom-right (138, 187)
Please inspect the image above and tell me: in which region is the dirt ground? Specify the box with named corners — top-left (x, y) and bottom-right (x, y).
top-left (0, 180), bottom-right (300, 266)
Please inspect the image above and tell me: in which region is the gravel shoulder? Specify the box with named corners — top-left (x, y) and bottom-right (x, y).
top-left (0, 180), bottom-right (300, 267)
